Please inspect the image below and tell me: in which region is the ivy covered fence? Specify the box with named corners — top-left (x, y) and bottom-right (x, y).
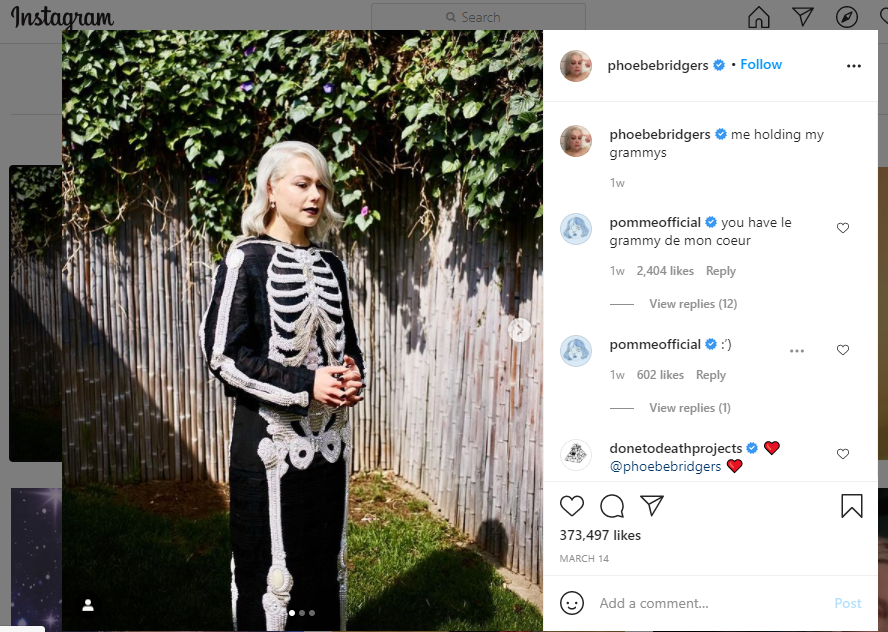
top-left (60, 30), bottom-right (542, 253)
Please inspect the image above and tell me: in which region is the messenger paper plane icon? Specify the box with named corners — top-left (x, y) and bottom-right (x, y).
top-left (792, 7), bottom-right (813, 27)
top-left (840, 493), bottom-right (863, 518)
top-left (640, 495), bottom-right (664, 517)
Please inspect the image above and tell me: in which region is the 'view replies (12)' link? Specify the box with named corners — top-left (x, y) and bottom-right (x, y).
top-left (544, 31), bottom-right (876, 632)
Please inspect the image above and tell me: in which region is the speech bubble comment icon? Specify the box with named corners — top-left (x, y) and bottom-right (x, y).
top-left (600, 494), bottom-right (624, 518)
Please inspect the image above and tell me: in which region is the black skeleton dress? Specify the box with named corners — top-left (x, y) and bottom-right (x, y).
top-left (199, 234), bottom-right (365, 632)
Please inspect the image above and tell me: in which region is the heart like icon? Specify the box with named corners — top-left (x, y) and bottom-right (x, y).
top-left (837, 448), bottom-right (849, 459)
top-left (727, 459), bottom-right (743, 473)
top-left (764, 441), bottom-right (780, 455)
top-left (837, 344), bottom-right (849, 355)
top-left (882, 7), bottom-right (888, 24)
top-left (837, 222), bottom-right (849, 233)
top-left (560, 495), bottom-right (584, 516)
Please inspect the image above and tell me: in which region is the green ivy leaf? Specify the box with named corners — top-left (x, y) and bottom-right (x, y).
top-left (441, 155), bottom-right (461, 174)
top-left (354, 212), bottom-right (373, 231)
top-left (185, 140), bottom-right (202, 163)
top-left (291, 103), bottom-right (314, 124)
top-left (488, 58), bottom-right (507, 73)
top-left (340, 189), bottom-right (362, 207)
top-left (462, 101), bottom-right (483, 119)
top-left (333, 144), bottom-right (354, 162)
top-left (416, 101), bottom-right (437, 121)
top-left (401, 37), bottom-right (420, 50)
top-left (508, 92), bottom-right (536, 116)
top-left (401, 122), bottom-right (421, 139)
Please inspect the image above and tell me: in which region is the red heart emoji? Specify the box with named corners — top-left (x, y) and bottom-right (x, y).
top-left (764, 441), bottom-right (780, 455)
top-left (727, 459), bottom-right (742, 473)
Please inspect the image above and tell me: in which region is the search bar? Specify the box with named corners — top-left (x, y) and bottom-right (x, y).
top-left (371, 3), bottom-right (585, 30)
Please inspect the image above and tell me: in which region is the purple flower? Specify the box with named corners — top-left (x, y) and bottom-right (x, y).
top-left (360, 205), bottom-right (369, 217)
top-left (244, 45), bottom-right (256, 57)
top-left (323, 83), bottom-right (334, 94)
top-left (206, 175), bottom-right (218, 185)
top-left (240, 81), bottom-right (254, 92)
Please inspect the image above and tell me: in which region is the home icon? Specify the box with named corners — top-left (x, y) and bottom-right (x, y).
top-left (748, 6), bottom-right (770, 28)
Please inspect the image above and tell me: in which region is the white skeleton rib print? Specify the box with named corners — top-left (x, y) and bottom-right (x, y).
top-left (266, 244), bottom-right (345, 384)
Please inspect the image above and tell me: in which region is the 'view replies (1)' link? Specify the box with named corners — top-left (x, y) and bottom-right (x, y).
top-left (544, 31), bottom-right (876, 631)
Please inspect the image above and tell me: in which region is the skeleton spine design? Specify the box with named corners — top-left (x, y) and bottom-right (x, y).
top-left (255, 244), bottom-right (353, 630)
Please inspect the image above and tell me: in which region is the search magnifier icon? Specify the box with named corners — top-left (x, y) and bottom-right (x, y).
top-left (446, 11), bottom-right (456, 21)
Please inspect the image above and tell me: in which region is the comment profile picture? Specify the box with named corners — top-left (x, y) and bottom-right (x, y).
top-left (560, 125), bottom-right (591, 158)
top-left (560, 213), bottom-right (591, 245)
top-left (561, 49), bottom-right (591, 82)
top-left (561, 335), bottom-right (591, 367)
top-left (561, 438), bottom-right (591, 471)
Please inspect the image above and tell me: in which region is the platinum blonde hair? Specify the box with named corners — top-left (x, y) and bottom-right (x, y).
top-left (564, 126), bottom-right (586, 150)
top-left (563, 51), bottom-right (584, 76)
top-left (237, 141), bottom-right (343, 245)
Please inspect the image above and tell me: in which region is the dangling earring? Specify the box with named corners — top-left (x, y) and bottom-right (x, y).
top-left (271, 200), bottom-right (276, 209)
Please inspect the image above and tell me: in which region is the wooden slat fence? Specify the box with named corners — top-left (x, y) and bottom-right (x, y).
top-left (10, 176), bottom-right (543, 584)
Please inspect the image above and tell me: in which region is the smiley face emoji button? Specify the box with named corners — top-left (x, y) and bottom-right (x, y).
top-left (560, 590), bottom-right (584, 615)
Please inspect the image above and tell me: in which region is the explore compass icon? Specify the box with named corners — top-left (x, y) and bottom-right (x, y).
top-left (836, 6), bottom-right (858, 28)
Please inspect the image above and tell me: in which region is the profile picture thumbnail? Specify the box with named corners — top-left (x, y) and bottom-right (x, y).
top-left (560, 213), bottom-right (591, 245)
top-left (560, 125), bottom-right (591, 158)
top-left (561, 335), bottom-right (591, 367)
top-left (561, 50), bottom-right (591, 82)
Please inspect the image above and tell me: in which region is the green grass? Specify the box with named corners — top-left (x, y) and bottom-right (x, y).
top-left (62, 472), bottom-right (542, 631)
top-left (10, 406), bottom-right (62, 462)
top-left (347, 473), bottom-right (542, 631)
top-left (62, 484), bottom-right (232, 629)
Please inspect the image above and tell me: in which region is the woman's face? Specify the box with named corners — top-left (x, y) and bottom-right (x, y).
top-left (567, 343), bottom-right (582, 360)
top-left (268, 156), bottom-right (327, 230)
top-left (569, 130), bottom-right (584, 151)
top-left (569, 55), bottom-right (583, 76)
top-left (567, 220), bottom-right (583, 238)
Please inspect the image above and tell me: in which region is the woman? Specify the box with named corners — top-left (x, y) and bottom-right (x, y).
top-left (562, 216), bottom-right (590, 241)
top-left (563, 51), bottom-right (590, 82)
top-left (200, 141), bottom-right (365, 632)
top-left (564, 126), bottom-right (591, 158)
top-left (563, 337), bottom-right (590, 363)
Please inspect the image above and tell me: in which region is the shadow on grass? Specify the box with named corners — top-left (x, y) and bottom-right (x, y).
top-left (61, 486), bottom-right (231, 631)
top-left (349, 518), bottom-right (541, 631)
top-left (10, 406), bottom-right (62, 462)
top-left (63, 478), bottom-right (541, 632)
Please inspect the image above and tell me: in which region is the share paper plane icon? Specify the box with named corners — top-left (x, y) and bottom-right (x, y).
top-left (793, 7), bottom-right (813, 26)
top-left (640, 495), bottom-right (664, 517)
